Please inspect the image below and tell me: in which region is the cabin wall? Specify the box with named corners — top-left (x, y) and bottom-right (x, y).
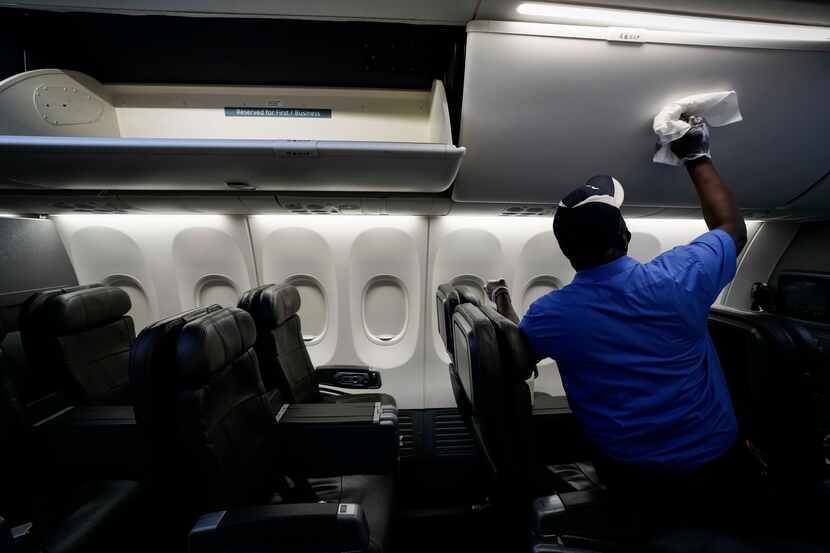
top-left (51, 213), bottom-right (737, 409)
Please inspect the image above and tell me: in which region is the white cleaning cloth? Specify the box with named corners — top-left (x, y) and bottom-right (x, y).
top-left (652, 90), bottom-right (743, 165)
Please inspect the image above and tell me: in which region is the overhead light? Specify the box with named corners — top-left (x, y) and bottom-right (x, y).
top-left (516, 2), bottom-right (830, 42)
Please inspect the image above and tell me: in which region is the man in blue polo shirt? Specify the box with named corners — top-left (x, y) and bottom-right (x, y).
top-left (491, 117), bottom-right (751, 511)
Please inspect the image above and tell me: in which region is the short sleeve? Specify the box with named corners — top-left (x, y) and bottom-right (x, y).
top-left (650, 229), bottom-right (737, 306)
top-left (519, 298), bottom-right (553, 363)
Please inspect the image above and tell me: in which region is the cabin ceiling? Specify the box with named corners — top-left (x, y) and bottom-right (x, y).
top-left (4, 0), bottom-right (830, 27)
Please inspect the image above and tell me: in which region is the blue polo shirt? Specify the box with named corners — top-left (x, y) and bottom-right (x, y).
top-left (519, 229), bottom-right (738, 471)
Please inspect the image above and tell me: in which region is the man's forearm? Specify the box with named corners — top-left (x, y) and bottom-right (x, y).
top-left (686, 159), bottom-right (747, 253)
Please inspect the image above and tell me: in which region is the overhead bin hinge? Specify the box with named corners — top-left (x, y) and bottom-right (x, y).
top-left (34, 85), bottom-right (104, 126)
top-left (604, 27), bottom-right (646, 44)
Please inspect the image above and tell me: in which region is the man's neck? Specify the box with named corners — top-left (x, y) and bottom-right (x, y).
top-left (573, 250), bottom-right (626, 272)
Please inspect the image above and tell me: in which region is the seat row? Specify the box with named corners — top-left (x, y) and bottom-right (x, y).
top-left (435, 282), bottom-right (830, 551)
top-left (1, 282), bottom-right (399, 553)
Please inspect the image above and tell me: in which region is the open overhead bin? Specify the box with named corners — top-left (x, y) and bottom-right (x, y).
top-left (454, 20), bottom-right (830, 210)
top-left (0, 69), bottom-right (464, 192)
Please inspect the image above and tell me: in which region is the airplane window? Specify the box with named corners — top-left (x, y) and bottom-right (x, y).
top-left (103, 274), bottom-right (152, 331)
top-left (285, 275), bottom-right (327, 343)
top-left (522, 275), bottom-right (563, 314)
top-left (450, 275), bottom-right (486, 304)
top-left (363, 276), bottom-right (408, 345)
top-left (195, 275), bottom-right (239, 308)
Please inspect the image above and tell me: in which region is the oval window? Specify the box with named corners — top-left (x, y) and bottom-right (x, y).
top-left (522, 275), bottom-right (562, 314)
top-left (363, 276), bottom-right (408, 345)
top-left (104, 274), bottom-right (152, 331)
top-left (195, 275), bottom-right (239, 308)
top-left (450, 274), bottom-right (487, 304)
top-left (285, 275), bottom-right (327, 344)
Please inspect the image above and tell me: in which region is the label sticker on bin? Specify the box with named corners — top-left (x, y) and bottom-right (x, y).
top-left (224, 106), bottom-right (331, 118)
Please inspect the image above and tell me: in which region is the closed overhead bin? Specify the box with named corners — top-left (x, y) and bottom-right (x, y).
top-left (0, 69), bottom-right (464, 192)
top-left (454, 20), bottom-right (830, 210)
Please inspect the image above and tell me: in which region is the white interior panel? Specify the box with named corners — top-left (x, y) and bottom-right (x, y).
top-left (248, 215), bottom-right (428, 409)
top-left (425, 216), bottom-right (748, 408)
top-left (53, 214), bottom-right (256, 329)
top-left (455, 24), bottom-right (830, 209)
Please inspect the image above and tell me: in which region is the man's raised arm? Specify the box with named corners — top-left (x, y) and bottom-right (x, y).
top-left (671, 116), bottom-right (747, 254)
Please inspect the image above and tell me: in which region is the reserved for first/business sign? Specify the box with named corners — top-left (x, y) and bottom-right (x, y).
top-left (224, 107), bottom-right (332, 118)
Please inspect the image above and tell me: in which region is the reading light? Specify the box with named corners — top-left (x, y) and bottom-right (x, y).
top-left (516, 2), bottom-right (830, 42)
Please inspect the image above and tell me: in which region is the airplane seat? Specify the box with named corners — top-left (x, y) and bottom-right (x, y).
top-left (451, 302), bottom-right (534, 497)
top-left (17, 284), bottom-right (103, 412)
top-left (129, 305), bottom-right (223, 483)
top-left (239, 283), bottom-right (396, 408)
top-left (436, 284), bottom-right (471, 423)
top-left (452, 302), bottom-right (633, 550)
top-left (133, 306), bottom-right (394, 553)
top-left (20, 285), bottom-right (134, 406)
top-left (708, 306), bottom-right (827, 487)
top-left (0, 315), bottom-right (142, 553)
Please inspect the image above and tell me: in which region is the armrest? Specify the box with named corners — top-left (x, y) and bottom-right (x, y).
top-left (189, 503), bottom-right (369, 553)
top-left (316, 365), bottom-right (381, 389)
top-left (31, 405), bottom-right (147, 479)
top-left (274, 402), bottom-right (398, 476)
top-left (532, 492), bottom-right (642, 550)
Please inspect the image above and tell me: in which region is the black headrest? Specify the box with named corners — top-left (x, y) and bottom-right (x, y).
top-left (255, 283), bottom-right (301, 328)
top-left (176, 307), bottom-right (257, 384)
top-left (456, 286), bottom-right (481, 306)
top-left (237, 284), bottom-right (269, 315)
top-left (41, 286), bottom-right (131, 334)
top-left (0, 316), bottom-right (5, 343)
top-left (478, 304), bottom-right (539, 381)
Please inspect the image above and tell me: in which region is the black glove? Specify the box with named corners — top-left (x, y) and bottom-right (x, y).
top-left (670, 114), bottom-right (711, 163)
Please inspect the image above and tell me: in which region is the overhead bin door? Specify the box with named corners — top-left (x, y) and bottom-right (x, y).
top-left (454, 22), bottom-right (830, 210)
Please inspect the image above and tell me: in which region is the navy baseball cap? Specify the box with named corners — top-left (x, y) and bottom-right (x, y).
top-left (553, 175), bottom-right (629, 264)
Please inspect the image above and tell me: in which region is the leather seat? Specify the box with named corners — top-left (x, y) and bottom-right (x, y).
top-left (130, 306), bottom-right (394, 552)
top-left (239, 283), bottom-right (395, 407)
top-left (708, 306), bottom-right (827, 487)
top-left (0, 318), bottom-right (141, 553)
top-left (451, 302), bottom-right (619, 547)
top-left (20, 285), bottom-right (134, 406)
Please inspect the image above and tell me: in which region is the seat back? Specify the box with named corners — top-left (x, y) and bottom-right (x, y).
top-left (0, 319), bottom-right (30, 523)
top-left (18, 283), bottom-right (102, 406)
top-left (129, 304), bottom-right (222, 474)
top-left (173, 307), bottom-right (278, 510)
top-left (436, 284), bottom-right (461, 362)
top-left (452, 303), bottom-right (537, 498)
top-left (239, 283), bottom-right (320, 404)
top-left (708, 306), bottom-right (825, 484)
top-left (438, 284), bottom-right (482, 426)
top-left (20, 285), bottom-right (134, 406)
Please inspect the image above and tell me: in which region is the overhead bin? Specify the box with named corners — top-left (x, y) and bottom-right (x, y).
top-left (453, 21), bottom-right (830, 210)
top-left (0, 69), bottom-right (464, 193)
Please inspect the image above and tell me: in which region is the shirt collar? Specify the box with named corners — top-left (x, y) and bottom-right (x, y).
top-left (573, 255), bottom-right (639, 283)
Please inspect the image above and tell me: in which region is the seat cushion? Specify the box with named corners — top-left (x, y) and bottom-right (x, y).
top-left (42, 479), bottom-right (142, 553)
top-left (322, 392), bottom-right (396, 408)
